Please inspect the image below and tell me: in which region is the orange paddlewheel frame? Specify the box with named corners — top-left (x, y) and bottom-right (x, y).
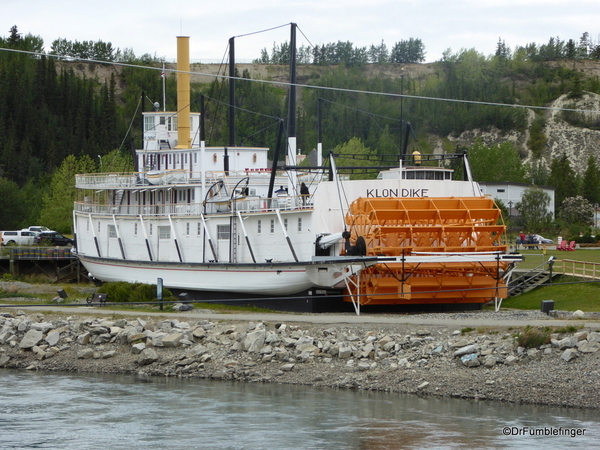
top-left (343, 197), bottom-right (512, 306)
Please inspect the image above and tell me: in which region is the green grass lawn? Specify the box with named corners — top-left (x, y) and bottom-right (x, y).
top-left (514, 247), bottom-right (600, 270)
top-left (507, 248), bottom-right (600, 312)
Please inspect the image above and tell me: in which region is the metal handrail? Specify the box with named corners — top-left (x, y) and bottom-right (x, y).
top-left (508, 256), bottom-right (556, 295)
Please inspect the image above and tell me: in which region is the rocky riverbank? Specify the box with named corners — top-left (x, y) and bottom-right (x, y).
top-left (1, 308), bottom-right (599, 410)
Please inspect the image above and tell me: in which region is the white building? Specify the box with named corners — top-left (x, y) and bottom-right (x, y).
top-left (479, 182), bottom-right (555, 218)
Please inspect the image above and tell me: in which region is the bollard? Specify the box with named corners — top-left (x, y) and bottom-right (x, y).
top-left (157, 278), bottom-right (163, 311)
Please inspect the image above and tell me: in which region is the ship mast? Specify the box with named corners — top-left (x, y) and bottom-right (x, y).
top-left (287, 23), bottom-right (298, 199)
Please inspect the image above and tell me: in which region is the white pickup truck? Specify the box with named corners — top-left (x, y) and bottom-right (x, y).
top-left (1, 230), bottom-right (37, 246)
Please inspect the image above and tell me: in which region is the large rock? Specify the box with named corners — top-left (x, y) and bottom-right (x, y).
top-left (131, 342), bottom-right (146, 354)
top-left (561, 349), bottom-right (578, 362)
top-left (77, 348), bottom-right (94, 359)
top-left (461, 353), bottom-right (480, 367)
top-left (138, 348), bottom-right (158, 365)
top-left (454, 344), bottom-right (478, 357)
top-left (77, 332), bottom-right (91, 345)
top-left (360, 343), bottom-right (375, 358)
top-left (295, 336), bottom-right (314, 347)
top-left (557, 336), bottom-right (578, 349)
top-left (338, 346), bottom-right (353, 359)
top-left (162, 333), bottom-right (183, 348)
top-left (588, 332), bottom-right (600, 343)
top-left (19, 329), bottom-right (43, 349)
top-left (577, 342), bottom-right (600, 353)
top-left (0, 328), bottom-right (14, 344)
top-left (45, 330), bottom-right (61, 347)
top-left (31, 322), bottom-right (54, 333)
top-left (243, 329), bottom-right (266, 352)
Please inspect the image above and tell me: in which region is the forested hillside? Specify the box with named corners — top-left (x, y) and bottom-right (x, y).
top-left (1, 26), bottom-right (600, 238)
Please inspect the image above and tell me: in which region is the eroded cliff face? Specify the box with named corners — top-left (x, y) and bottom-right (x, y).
top-left (546, 92), bottom-right (600, 173)
top-left (444, 92), bottom-right (600, 174)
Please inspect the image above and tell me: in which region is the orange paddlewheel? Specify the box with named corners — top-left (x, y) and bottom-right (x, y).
top-left (343, 197), bottom-right (512, 306)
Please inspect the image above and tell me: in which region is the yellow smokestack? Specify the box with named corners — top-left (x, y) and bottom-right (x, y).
top-left (175, 36), bottom-right (191, 149)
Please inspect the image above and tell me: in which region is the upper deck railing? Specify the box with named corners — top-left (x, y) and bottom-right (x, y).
top-left (74, 194), bottom-right (313, 217)
top-left (75, 169), bottom-right (280, 190)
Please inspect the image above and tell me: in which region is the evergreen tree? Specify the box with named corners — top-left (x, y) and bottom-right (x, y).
top-left (0, 177), bottom-right (28, 229)
top-left (548, 153), bottom-right (579, 213)
top-left (582, 155), bottom-right (600, 205)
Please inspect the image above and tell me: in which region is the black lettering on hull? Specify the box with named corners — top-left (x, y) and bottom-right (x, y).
top-left (366, 188), bottom-right (430, 198)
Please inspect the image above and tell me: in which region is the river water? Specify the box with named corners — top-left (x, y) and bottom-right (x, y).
top-left (1, 370), bottom-right (598, 449)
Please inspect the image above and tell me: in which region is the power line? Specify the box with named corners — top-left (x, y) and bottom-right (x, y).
top-left (2, 46), bottom-right (598, 115)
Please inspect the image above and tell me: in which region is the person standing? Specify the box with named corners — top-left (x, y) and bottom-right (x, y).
top-left (300, 182), bottom-right (309, 206)
top-left (519, 231), bottom-right (525, 250)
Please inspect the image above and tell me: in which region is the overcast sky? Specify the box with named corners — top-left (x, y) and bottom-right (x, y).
top-left (3, 0), bottom-right (599, 63)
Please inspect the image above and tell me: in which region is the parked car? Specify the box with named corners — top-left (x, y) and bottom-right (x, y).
top-left (533, 234), bottom-right (554, 244)
top-left (34, 232), bottom-right (74, 246)
top-left (25, 226), bottom-right (53, 236)
top-left (1, 230), bottom-right (37, 246)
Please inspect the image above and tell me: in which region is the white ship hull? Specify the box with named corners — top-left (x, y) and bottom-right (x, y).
top-left (76, 253), bottom-right (378, 296)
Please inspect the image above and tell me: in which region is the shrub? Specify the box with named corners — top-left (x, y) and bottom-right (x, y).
top-left (515, 326), bottom-right (551, 348)
top-left (129, 283), bottom-right (173, 303)
top-left (97, 282), bottom-right (173, 303)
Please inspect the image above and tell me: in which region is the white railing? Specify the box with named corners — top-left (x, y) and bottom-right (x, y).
top-left (74, 195), bottom-right (313, 217)
top-left (75, 173), bottom-right (140, 188)
top-left (75, 170), bottom-right (277, 189)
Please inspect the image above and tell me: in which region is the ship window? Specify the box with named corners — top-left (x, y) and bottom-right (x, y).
top-left (149, 224), bottom-right (153, 236)
top-left (169, 154), bottom-right (172, 164)
top-left (134, 223), bottom-right (138, 237)
top-left (270, 219), bottom-right (275, 234)
top-left (167, 115), bottom-right (178, 131)
top-left (217, 225), bottom-right (230, 240)
top-left (144, 115), bottom-right (155, 131)
top-left (186, 222), bottom-right (190, 236)
top-left (298, 218), bottom-right (302, 232)
top-left (97, 222), bottom-right (101, 233)
top-left (497, 189), bottom-right (505, 193)
top-left (108, 224), bottom-right (117, 239)
top-left (86, 221), bottom-right (89, 232)
top-left (185, 154), bottom-right (188, 164)
top-left (197, 222), bottom-right (202, 236)
top-left (194, 153), bottom-right (197, 163)
top-left (159, 226), bottom-right (171, 239)
top-left (257, 220), bottom-right (262, 235)
top-left (284, 218), bottom-right (288, 230)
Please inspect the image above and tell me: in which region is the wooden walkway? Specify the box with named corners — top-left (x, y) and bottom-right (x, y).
top-left (555, 259), bottom-right (600, 280)
top-left (0, 246), bottom-right (82, 282)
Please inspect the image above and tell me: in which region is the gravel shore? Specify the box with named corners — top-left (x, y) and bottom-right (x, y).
top-left (1, 304), bottom-right (599, 410)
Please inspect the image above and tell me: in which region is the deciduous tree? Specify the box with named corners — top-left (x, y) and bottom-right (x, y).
top-left (515, 186), bottom-right (553, 232)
